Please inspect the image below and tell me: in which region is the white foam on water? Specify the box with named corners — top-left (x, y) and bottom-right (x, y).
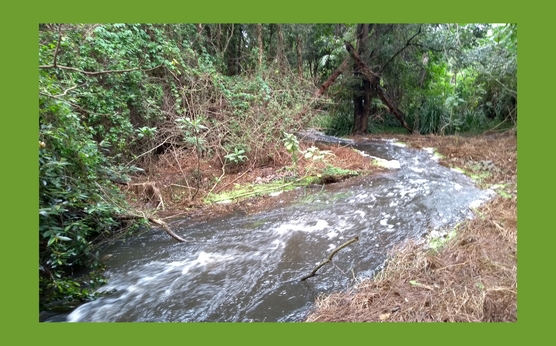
top-left (371, 156), bottom-right (401, 169)
top-left (354, 210), bottom-right (366, 218)
top-left (274, 219), bottom-right (330, 235)
top-left (181, 251), bottom-right (235, 275)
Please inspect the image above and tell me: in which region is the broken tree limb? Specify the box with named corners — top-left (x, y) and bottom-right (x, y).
top-left (314, 56), bottom-right (351, 98)
top-left (298, 56), bottom-right (351, 127)
top-left (344, 41), bottom-right (413, 134)
top-left (300, 236), bottom-right (359, 281)
top-left (119, 214), bottom-right (187, 242)
top-left (39, 62), bottom-right (164, 75)
top-left (149, 218), bottom-right (187, 242)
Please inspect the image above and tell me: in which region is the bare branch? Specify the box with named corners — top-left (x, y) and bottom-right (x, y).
top-left (380, 25), bottom-right (422, 73)
top-left (124, 138), bottom-right (169, 167)
top-left (222, 24), bottom-right (234, 56)
top-left (53, 24), bottom-right (63, 67)
top-left (300, 236), bottom-right (359, 281)
top-left (53, 83), bottom-right (84, 97)
top-left (119, 214), bottom-right (187, 242)
top-left (39, 63), bottom-right (164, 75)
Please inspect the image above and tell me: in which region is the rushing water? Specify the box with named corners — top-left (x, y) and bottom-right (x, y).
top-left (65, 136), bottom-right (492, 322)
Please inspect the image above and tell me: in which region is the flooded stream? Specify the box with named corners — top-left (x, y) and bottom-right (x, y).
top-left (65, 136), bottom-right (492, 322)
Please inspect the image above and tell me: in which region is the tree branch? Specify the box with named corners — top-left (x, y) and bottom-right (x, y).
top-left (380, 25), bottom-right (422, 73)
top-left (300, 236), bottom-right (359, 281)
top-left (39, 63), bottom-right (164, 75)
top-left (124, 137), bottom-right (169, 167)
top-left (52, 23), bottom-right (63, 67)
top-left (53, 83), bottom-right (84, 97)
top-left (222, 23), bottom-right (234, 57)
top-left (119, 214), bottom-right (187, 243)
top-left (408, 43), bottom-right (460, 54)
top-left (314, 55), bottom-right (351, 98)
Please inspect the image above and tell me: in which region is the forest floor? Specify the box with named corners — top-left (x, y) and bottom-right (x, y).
top-left (305, 131), bottom-right (517, 322)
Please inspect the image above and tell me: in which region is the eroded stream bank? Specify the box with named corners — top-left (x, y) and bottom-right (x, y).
top-left (65, 137), bottom-right (492, 322)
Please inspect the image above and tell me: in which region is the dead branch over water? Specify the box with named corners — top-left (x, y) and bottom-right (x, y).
top-left (301, 236), bottom-right (359, 281)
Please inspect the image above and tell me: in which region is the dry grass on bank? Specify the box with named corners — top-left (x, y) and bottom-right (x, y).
top-left (305, 132), bottom-right (517, 322)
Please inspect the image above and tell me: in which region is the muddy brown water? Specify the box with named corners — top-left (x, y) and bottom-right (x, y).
top-left (64, 136), bottom-right (492, 322)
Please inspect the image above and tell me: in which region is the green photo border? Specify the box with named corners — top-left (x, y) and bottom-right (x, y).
top-left (9, 0), bottom-right (543, 344)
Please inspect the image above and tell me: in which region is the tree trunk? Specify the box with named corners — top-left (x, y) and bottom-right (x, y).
top-left (257, 24), bottom-right (263, 67)
top-left (353, 24), bottom-right (370, 135)
top-left (361, 79), bottom-right (372, 132)
top-left (216, 24), bottom-right (222, 52)
top-left (226, 25), bottom-right (236, 76)
top-left (313, 58), bottom-right (318, 80)
top-left (205, 25), bottom-right (212, 46)
top-left (344, 41), bottom-right (413, 133)
top-left (194, 24), bottom-right (204, 52)
top-left (297, 34), bottom-right (303, 80)
top-left (268, 24), bottom-right (274, 58)
top-left (276, 24), bottom-right (285, 72)
top-left (353, 90), bottom-right (364, 134)
top-left (237, 24), bottom-right (242, 75)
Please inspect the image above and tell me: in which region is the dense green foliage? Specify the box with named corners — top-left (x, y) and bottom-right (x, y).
top-left (38, 23), bottom-right (516, 310)
top-left (311, 24), bottom-right (517, 136)
top-left (39, 79), bottom-right (146, 308)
